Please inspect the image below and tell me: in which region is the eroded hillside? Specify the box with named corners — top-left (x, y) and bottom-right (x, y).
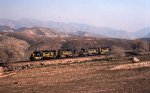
top-left (0, 35), bottom-right (29, 63)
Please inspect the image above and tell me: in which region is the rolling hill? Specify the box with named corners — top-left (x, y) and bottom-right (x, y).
top-left (0, 19), bottom-right (134, 39)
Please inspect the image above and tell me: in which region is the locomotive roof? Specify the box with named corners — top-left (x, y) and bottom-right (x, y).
top-left (33, 51), bottom-right (42, 53)
top-left (42, 50), bottom-right (56, 52)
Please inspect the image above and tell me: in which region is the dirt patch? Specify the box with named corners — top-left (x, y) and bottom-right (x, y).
top-left (0, 66), bottom-right (17, 78)
top-left (0, 67), bottom-right (4, 75)
top-left (111, 61), bottom-right (150, 70)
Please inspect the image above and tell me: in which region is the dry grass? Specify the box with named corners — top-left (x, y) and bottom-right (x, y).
top-left (0, 67), bottom-right (3, 75)
top-left (111, 61), bottom-right (150, 70)
top-left (0, 61), bottom-right (150, 93)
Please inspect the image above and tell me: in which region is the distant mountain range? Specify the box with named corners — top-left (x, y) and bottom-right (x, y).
top-left (134, 27), bottom-right (150, 38)
top-left (0, 19), bottom-right (149, 39)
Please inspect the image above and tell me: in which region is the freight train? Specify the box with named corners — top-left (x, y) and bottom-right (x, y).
top-left (30, 47), bottom-right (111, 61)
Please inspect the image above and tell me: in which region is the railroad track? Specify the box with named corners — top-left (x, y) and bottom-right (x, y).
top-left (4, 55), bottom-right (111, 71)
top-left (4, 53), bottom-right (142, 71)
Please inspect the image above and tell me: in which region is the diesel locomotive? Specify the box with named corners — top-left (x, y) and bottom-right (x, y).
top-left (30, 47), bottom-right (111, 61)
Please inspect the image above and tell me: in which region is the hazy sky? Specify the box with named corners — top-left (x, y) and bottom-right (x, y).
top-left (0, 0), bottom-right (149, 32)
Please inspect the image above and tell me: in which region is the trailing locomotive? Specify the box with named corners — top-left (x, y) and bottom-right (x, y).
top-left (30, 47), bottom-right (111, 61)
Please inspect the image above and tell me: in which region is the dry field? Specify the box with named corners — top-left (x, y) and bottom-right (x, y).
top-left (0, 61), bottom-right (150, 93)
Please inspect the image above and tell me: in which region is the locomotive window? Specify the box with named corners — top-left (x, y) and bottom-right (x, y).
top-left (35, 54), bottom-right (42, 56)
top-left (33, 51), bottom-right (43, 57)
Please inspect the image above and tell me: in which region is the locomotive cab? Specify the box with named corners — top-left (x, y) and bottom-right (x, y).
top-left (30, 51), bottom-right (43, 61)
top-left (57, 49), bottom-right (74, 58)
top-left (87, 48), bottom-right (99, 56)
top-left (79, 48), bottom-right (88, 56)
top-left (99, 47), bottom-right (111, 54)
top-left (42, 50), bottom-right (57, 59)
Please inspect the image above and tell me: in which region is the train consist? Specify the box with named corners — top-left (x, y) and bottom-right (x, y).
top-left (30, 47), bottom-right (111, 61)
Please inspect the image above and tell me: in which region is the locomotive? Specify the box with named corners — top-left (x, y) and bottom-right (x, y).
top-left (30, 47), bottom-right (111, 61)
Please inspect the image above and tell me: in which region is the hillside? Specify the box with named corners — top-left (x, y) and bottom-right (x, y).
top-left (15, 27), bottom-right (69, 38)
top-left (0, 35), bottom-right (30, 63)
top-left (0, 28), bottom-right (66, 50)
top-left (0, 26), bottom-right (149, 63)
top-left (0, 19), bottom-right (134, 39)
top-left (1, 19), bottom-right (150, 39)
top-left (0, 25), bottom-right (14, 32)
top-left (134, 27), bottom-right (150, 38)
